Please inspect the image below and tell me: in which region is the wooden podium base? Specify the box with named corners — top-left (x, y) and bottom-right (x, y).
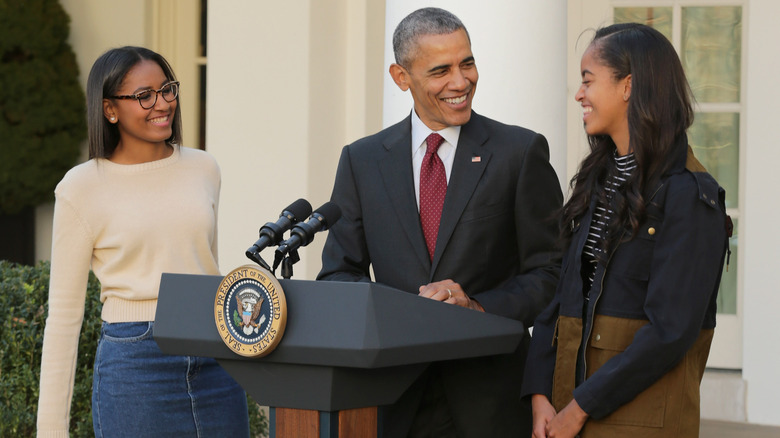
top-left (272, 406), bottom-right (378, 438)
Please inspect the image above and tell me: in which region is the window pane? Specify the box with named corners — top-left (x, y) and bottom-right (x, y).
top-left (682, 7), bottom-right (742, 103)
top-left (688, 112), bottom-right (739, 209)
top-left (718, 217), bottom-right (738, 315)
top-left (614, 7), bottom-right (672, 40)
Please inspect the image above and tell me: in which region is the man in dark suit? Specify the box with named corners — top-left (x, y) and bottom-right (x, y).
top-left (318, 7), bottom-right (562, 438)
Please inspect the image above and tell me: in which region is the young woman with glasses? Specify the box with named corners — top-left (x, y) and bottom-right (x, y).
top-left (36, 46), bottom-right (250, 437)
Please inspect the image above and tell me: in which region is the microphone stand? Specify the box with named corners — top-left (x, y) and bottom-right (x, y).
top-left (279, 250), bottom-right (300, 279)
top-left (272, 248), bottom-right (300, 279)
top-left (245, 250), bottom-right (273, 272)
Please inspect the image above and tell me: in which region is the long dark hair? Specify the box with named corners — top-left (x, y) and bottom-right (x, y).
top-left (86, 46), bottom-right (183, 159)
top-left (562, 23), bottom-right (694, 251)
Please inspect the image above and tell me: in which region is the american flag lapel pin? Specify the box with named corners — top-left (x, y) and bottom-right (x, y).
top-left (471, 155), bottom-right (481, 163)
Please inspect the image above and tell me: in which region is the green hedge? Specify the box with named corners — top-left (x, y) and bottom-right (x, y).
top-left (0, 0), bottom-right (87, 214)
top-left (0, 260), bottom-right (267, 436)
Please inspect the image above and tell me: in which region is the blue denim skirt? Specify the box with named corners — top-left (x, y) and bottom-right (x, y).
top-left (92, 321), bottom-right (250, 437)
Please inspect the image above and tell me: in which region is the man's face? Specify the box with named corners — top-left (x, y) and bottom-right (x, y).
top-left (392, 29), bottom-right (478, 131)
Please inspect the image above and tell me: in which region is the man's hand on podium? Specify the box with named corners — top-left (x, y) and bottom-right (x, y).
top-left (418, 279), bottom-right (484, 312)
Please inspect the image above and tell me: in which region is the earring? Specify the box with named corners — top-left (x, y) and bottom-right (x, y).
top-left (109, 116), bottom-right (116, 122)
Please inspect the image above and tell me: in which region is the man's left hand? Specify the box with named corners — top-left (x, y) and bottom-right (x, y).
top-left (418, 279), bottom-right (484, 311)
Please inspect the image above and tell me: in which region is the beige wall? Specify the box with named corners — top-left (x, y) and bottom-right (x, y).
top-left (61, 0), bottom-right (147, 76)
top-left (207, 1), bottom-right (384, 278)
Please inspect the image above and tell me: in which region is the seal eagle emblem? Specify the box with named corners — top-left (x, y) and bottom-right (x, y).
top-left (236, 289), bottom-right (265, 335)
top-left (214, 265), bottom-right (287, 357)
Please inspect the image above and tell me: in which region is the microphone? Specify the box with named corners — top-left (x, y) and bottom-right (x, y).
top-left (275, 202), bottom-right (342, 259)
top-left (245, 199), bottom-right (312, 265)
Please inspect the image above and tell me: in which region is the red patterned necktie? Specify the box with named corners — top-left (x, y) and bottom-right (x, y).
top-left (420, 133), bottom-right (447, 260)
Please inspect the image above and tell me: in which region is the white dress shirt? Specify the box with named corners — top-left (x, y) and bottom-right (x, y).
top-left (410, 109), bottom-right (461, 209)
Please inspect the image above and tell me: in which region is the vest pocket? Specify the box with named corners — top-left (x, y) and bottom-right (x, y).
top-left (585, 316), bottom-right (665, 428)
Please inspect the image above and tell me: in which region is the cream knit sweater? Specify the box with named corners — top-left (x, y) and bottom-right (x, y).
top-left (36, 145), bottom-right (221, 437)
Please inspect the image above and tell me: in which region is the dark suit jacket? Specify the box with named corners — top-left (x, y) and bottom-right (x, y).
top-left (318, 111), bottom-right (562, 437)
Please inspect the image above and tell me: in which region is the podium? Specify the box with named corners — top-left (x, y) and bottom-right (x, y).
top-left (155, 273), bottom-right (525, 437)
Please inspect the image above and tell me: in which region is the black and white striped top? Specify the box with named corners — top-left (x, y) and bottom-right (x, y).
top-left (581, 153), bottom-right (637, 296)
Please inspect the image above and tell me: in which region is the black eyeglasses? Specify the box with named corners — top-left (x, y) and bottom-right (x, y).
top-left (110, 81), bottom-right (179, 109)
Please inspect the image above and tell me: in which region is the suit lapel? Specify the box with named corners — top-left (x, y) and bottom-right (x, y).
top-left (377, 116), bottom-right (431, 270)
top-left (431, 113), bottom-right (492, 274)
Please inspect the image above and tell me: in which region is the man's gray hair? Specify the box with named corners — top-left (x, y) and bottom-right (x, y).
top-left (392, 7), bottom-right (470, 68)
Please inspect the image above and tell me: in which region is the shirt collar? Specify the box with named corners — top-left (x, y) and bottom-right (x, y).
top-left (410, 109), bottom-right (461, 154)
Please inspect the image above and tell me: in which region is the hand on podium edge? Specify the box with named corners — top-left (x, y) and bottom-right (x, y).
top-left (418, 279), bottom-right (484, 312)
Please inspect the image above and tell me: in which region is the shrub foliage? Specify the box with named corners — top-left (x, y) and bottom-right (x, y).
top-left (0, 260), bottom-right (268, 437)
top-left (0, 0), bottom-right (86, 214)
top-left (0, 260), bottom-right (99, 436)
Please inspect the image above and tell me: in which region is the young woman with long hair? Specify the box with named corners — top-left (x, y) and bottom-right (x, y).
top-left (522, 23), bottom-right (730, 438)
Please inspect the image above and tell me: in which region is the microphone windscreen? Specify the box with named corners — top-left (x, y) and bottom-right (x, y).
top-left (314, 202), bottom-right (342, 227)
top-left (286, 198), bottom-right (313, 220)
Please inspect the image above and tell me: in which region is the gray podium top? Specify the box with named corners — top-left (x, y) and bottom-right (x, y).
top-left (154, 273), bottom-right (525, 411)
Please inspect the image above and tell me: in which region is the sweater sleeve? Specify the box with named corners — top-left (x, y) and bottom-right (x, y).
top-left (211, 157), bottom-right (221, 270)
top-left (36, 195), bottom-right (94, 437)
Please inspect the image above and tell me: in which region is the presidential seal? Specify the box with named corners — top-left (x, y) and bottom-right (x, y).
top-left (214, 265), bottom-right (287, 357)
